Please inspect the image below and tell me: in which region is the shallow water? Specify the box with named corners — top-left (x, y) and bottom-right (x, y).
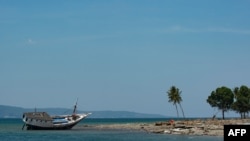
top-left (0, 118), bottom-right (223, 141)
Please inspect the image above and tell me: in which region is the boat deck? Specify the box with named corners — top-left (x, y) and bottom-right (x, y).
top-left (23, 112), bottom-right (53, 121)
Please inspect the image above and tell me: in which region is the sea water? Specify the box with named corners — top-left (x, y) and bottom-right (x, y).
top-left (0, 118), bottom-right (223, 141)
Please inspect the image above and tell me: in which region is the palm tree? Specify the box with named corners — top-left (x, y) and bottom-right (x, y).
top-left (167, 86), bottom-right (185, 118)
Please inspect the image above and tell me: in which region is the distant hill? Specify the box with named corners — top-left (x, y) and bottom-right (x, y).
top-left (0, 105), bottom-right (167, 118)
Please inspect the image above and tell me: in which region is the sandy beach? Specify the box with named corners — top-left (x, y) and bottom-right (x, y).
top-left (80, 118), bottom-right (250, 136)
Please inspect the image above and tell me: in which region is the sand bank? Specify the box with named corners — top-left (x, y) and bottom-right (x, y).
top-left (79, 118), bottom-right (250, 136)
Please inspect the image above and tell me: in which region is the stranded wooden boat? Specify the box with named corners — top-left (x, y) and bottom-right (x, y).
top-left (22, 101), bottom-right (91, 130)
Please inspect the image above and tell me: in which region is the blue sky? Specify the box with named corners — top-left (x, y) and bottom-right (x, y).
top-left (1, 0), bottom-right (250, 117)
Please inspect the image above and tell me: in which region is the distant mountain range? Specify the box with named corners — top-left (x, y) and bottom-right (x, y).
top-left (0, 105), bottom-right (167, 118)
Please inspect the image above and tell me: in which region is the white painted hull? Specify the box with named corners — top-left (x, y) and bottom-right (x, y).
top-left (22, 113), bottom-right (91, 130)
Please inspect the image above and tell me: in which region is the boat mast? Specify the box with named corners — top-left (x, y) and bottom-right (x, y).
top-left (73, 98), bottom-right (78, 115)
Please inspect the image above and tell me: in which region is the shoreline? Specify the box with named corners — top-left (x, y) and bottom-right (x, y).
top-left (78, 118), bottom-right (250, 136)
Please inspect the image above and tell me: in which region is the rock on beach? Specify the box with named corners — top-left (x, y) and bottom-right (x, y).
top-left (79, 118), bottom-right (250, 136)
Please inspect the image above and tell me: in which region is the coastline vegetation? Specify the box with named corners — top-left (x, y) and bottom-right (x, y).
top-left (167, 86), bottom-right (185, 118)
top-left (167, 85), bottom-right (250, 119)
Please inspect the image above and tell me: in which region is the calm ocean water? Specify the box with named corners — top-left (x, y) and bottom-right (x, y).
top-left (0, 118), bottom-right (223, 141)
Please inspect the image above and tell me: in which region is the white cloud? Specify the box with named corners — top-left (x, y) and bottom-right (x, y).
top-left (27, 38), bottom-right (36, 45)
top-left (206, 27), bottom-right (250, 34)
top-left (161, 26), bottom-right (250, 34)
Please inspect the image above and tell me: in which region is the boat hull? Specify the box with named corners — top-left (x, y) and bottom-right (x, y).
top-left (22, 113), bottom-right (91, 130)
top-left (26, 121), bottom-right (80, 130)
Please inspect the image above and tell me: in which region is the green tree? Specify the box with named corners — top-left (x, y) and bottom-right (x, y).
top-left (232, 85), bottom-right (250, 119)
top-left (207, 86), bottom-right (234, 119)
top-left (167, 86), bottom-right (185, 118)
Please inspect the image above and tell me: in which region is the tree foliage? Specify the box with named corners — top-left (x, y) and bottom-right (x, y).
top-left (231, 85), bottom-right (250, 118)
top-left (207, 86), bottom-right (234, 119)
top-left (167, 86), bottom-right (185, 118)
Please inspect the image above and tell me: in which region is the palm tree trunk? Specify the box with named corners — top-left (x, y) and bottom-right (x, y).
top-left (179, 103), bottom-right (185, 118)
top-left (175, 104), bottom-right (179, 117)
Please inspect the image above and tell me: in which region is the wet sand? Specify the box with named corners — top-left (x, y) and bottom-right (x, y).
top-left (78, 118), bottom-right (250, 136)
